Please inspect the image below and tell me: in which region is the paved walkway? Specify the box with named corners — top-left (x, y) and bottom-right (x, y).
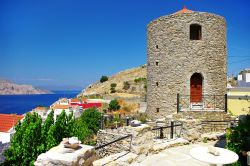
top-left (132, 142), bottom-right (219, 166)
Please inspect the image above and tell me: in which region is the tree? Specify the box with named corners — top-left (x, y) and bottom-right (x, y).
top-left (109, 99), bottom-right (121, 111)
top-left (46, 110), bottom-right (75, 150)
top-left (110, 83), bottom-right (117, 93)
top-left (100, 76), bottom-right (108, 83)
top-left (71, 118), bottom-right (91, 142)
top-left (80, 108), bottom-right (102, 134)
top-left (123, 81), bottom-right (130, 90)
top-left (41, 111), bottom-right (54, 151)
top-left (3, 112), bottom-right (43, 165)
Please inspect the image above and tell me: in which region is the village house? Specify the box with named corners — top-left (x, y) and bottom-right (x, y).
top-left (237, 69), bottom-right (250, 87)
top-left (31, 106), bottom-right (49, 120)
top-left (0, 114), bottom-right (24, 143)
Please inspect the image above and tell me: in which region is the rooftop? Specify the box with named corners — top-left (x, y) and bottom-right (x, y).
top-left (0, 114), bottom-right (24, 132)
top-left (174, 6), bottom-right (194, 14)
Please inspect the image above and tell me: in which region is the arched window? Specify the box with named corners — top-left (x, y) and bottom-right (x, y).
top-left (190, 24), bottom-right (202, 40)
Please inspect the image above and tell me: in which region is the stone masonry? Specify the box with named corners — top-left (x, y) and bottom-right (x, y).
top-left (146, 9), bottom-right (227, 120)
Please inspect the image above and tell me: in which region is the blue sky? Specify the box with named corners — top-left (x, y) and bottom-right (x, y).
top-left (0, 0), bottom-right (249, 90)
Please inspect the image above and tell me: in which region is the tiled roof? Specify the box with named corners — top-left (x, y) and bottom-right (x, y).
top-left (70, 98), bottom-right (86, 103)
top-left (52, 104), bottom-right (70, 109)
top-left (33, 106), bottom-right (48, 112)
top-left (70, 98), bottom-right (80, 103)
top-left (0, 114), bottom-right (24, 132)
top-left (175, 6), bottom-right (193, 14)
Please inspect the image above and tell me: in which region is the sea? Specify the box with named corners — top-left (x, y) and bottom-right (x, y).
top-left (0, 91), bottom-right (80, 115)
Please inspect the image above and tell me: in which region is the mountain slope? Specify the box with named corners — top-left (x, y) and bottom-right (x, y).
top-left (0, 80), bottom-right (52, 95)
top-left (78, 65), bottom-right (147, 98)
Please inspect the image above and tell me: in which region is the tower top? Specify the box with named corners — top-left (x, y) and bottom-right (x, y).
top-left (174, 6), bottom-right (193, 14)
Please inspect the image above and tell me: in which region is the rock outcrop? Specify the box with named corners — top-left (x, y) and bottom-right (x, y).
top-left (0, 79), bottom-right (52, 95)
top-left (35, 137), bottom-right (96, 166)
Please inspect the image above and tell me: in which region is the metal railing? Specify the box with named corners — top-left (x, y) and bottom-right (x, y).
top-left (152, 121), bottom-right (183, 139)
top-left (95, 134), bottom-right (132, 158)
top-left (177, 94), bottom-right (227, 113)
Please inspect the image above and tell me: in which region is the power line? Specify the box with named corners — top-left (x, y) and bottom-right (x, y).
top-left (227, 58), bottom-right (250, 64)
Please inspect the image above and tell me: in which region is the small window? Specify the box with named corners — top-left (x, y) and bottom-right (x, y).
top-left (148, 62), bottom-right (150, 66)
top-left (156, 82), bottom-right (159, 86)
top-left (156, 108), bottom-right (159, 113)
top-left (190, 24), bottom-right (202, 40)
top-left (156, 45), bottom-right (159, 49)
top-left (156, 62), bottom-right (159, 66)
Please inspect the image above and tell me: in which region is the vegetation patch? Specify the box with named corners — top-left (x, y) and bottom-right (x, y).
top-left (110, 83), bottom-right (117, 93)
top-left (3, 108), bottom-right (102, 165)
top-left (226, 115), bottom-right (250, 166)
top-left (100, 75), bottom-right (108, 83)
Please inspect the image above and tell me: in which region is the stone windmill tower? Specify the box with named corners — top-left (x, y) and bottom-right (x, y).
top-left (146, 7), bottom-right (227, 120)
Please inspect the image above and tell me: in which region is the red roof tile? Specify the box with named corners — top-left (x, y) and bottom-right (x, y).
top-left (0, 114), bottom-right (24, 132)
top-left (175, 6), bottom-right (193, 14)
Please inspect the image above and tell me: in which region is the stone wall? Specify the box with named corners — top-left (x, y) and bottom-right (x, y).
top-left (96, 124), bottom-right (154, 157)
top-left (95, 131), bottom-right (131, 158)
top-left (146, 12), bottom-right (227, 120)
top-left (0, 142), bottom-right (9, 164)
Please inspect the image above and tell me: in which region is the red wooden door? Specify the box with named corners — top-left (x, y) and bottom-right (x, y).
top-left (190, 73), bottom-right (202, 102)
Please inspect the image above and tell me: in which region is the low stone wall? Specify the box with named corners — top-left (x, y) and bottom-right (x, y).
top-left (96, 124), bottom-right (154, 157)
top-left (95, 131), bottom-right (131, 158)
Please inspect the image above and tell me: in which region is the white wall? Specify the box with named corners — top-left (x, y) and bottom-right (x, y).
top-left (245, 73), bottom-right (250, 82)
top-left (0, 132), bottom-right (11, 143)
top-left (238, 74), bottom-right (242, 81)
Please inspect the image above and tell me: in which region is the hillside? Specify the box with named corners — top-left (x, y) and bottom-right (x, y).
top-left (78, 65), bottom-right (147, 99)
top-left (0, 79), bottom-right (52, 95)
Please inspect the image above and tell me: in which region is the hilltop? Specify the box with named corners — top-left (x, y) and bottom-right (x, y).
top-left (0, 79), bottom-right (52, 95)
top-left (78, 65), bottom-right (147, 100)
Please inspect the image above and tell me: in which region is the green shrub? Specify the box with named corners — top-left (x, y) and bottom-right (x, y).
top-left (203, 137), bottom-right (208, 143)
top-left (134, 77), bottom-right (147, 83)
top-left (109, 99), bottom-right (121, 111)
top-left (136, 113), bottom-right (148, 123)
top-left (110, 83), bottom-right (117, 93)
top-left (123, 81), bottom-right (130, 90)
top-left (226, 115), bottom-right (250, 165)
top-left (80, 108), bottom-right (103, 134)
top-left (100, 75), bottom-right (108, 83)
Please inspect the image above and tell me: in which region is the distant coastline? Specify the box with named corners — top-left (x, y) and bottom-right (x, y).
top-left (0, 79), bottom-right (52, 95)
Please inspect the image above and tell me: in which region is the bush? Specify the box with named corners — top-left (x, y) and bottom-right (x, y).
top-left (134, 77), bottom-right (147, 83)
top-left (136, 113), bottom-right (148, 124)
top-left (226, 115), bottom-right (250, 165)
top-left (110, 83), bottom-right (117, 93)
top-left (123, 81), bottom-right (130, 90)
top-left (80, 108), bottom-right (103, 134)
top-left (109, 99), bottom-right (121, 111)
top-left (100, 76), bottom-right (108, 83)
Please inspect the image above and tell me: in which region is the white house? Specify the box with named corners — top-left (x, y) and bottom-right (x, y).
top-left (0, 114), bottom-right (24, 143)
top-left (238, 69), bottom-right (250, 87)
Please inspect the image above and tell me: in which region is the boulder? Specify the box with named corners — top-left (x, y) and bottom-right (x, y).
top-left (130, 120), bottom-right (141, 127)
top-left (35, 138), bottom-right (96, 166)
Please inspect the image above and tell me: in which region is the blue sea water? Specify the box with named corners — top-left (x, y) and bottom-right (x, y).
top-left (0, 91), bottom-right (80, 115)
